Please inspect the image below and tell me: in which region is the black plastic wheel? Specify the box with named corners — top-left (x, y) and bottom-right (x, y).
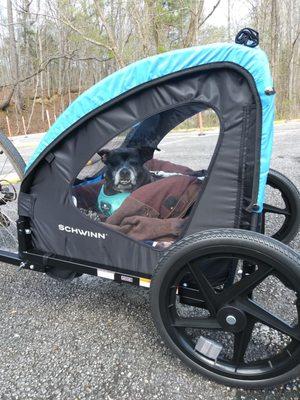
top-left (263, 169), bottom-right (300, 244)
top-left (150, 229), bottom-right (300, 388)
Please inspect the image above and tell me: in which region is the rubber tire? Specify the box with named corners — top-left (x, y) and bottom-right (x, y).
top-left (0, 132), bottom-right (25, 180)
top-left (150, 229), bottom-right (300, 389)
top-left (266, 169), bottom-right (300, 244)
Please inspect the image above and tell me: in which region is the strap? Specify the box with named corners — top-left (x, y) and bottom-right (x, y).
top-left (18, 192), bottom-right (36, 217)
top-left (45, 152), bottom-right (55, 164)
top-left (235, 28), bottom-right (259, 48)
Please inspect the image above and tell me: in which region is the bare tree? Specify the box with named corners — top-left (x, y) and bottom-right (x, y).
top-left (183, 1), bottom-right (205, 47)
top-left (6, 0), bottom-right (23, 111)
top-left (227, 0), bottom-right (231, 40)
top-left (0, 0), bottom-right (298, 135)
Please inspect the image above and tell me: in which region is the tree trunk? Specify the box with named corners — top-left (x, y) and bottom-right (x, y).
top-left (0, 87), bottom-right (15, 111)
top-left (270, 0), bottom-right (279, 75)
top-left (6, 0), bottom-right (23, 112)
top-left (227, 0), bottom-right (231, 41)
top-left (38, 28), bottom-right (45, 121)
top-left (183, 1), bottom-right (205, 47)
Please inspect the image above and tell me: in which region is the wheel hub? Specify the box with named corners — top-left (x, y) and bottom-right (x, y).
top-left (217, 306), bottom-right (247, 332)
top-left (225, 315), bottom-right (237, 325)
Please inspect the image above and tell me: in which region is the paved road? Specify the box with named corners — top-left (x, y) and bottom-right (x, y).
top-left (0, 122), bottom-right (299, 399)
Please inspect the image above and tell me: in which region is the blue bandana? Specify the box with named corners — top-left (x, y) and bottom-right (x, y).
top-left (97, 186), bottom-right (130, 217)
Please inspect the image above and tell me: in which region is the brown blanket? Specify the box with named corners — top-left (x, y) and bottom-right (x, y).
top-left (73, 159), bottom-right (202, 241)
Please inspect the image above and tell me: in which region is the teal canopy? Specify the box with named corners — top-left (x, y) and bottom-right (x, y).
top-left (26, 42), bottom-right (275, 210)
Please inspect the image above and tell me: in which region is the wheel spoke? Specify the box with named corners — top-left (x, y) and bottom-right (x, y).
top-left (261, 211), bottom-right (266, 234)
top-left (232, 318), bottom-right (255, 365)
top-left (220, 265), bottom-right (273, 304)
top-left (187, 262), bottom-right (219, 315)
top-left (295, 298), bottom-right (300, 325)
top-left (172, 317), bottom-right (222, 330)
top-left (0, 156), bottom-right (8, 176)
top-left (236, 298), bottom-right (300, 341)
top-left (263, 203), bottom-right (290, 216)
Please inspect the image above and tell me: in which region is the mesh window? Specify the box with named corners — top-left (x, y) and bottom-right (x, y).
top-left (72, 105), bottom-right (220, 249)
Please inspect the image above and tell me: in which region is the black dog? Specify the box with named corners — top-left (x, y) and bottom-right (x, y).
top-left (98, 146), bottom-right (156, 195)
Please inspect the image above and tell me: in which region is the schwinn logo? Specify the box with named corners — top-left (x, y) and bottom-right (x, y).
top-left (58, 224), bottom-right (107, 239)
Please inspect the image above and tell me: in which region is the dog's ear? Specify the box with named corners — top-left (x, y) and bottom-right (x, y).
top-left (97, 149), bottom-right (110, 164)
top-left (137, 146), bottom-right (160, 163)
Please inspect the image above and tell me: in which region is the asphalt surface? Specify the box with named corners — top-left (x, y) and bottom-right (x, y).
top-left (0, 121), bottom-right (299, 399)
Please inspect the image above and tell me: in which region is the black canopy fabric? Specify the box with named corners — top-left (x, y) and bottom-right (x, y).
top-left (19, 64), bottom-right (261, 275)
top-left (123, 103), bottom-right (208, 149)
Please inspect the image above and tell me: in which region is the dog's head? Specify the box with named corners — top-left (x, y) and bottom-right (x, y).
top-left (98, 146), bottom-right (156, 193)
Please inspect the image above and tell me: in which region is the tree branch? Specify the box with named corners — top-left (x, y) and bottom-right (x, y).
top-left (0, 53), bottom-right (113, 89)
top-left (18, 9), bottom-right (116, 55)
top-left (93, 1), bottom-right (125, 67)
top-left (198, 0), bottom-right (222, 30)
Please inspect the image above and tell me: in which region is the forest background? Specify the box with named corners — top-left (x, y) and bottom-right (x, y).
top-left (0, 0), bottom-right (299, 135)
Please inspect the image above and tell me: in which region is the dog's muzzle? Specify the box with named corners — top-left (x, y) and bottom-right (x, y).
top-left (114, 167), bottom-right (136, 190)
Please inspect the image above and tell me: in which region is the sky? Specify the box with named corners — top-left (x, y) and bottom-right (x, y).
top-left (204, 0), bottom-right (252, 30)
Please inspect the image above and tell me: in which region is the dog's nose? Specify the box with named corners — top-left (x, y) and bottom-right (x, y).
top-left (119, 168), bottom-right (131, 180)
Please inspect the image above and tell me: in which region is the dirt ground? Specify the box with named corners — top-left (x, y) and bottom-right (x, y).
top-left (0, 92), bottom-right (78, 136)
